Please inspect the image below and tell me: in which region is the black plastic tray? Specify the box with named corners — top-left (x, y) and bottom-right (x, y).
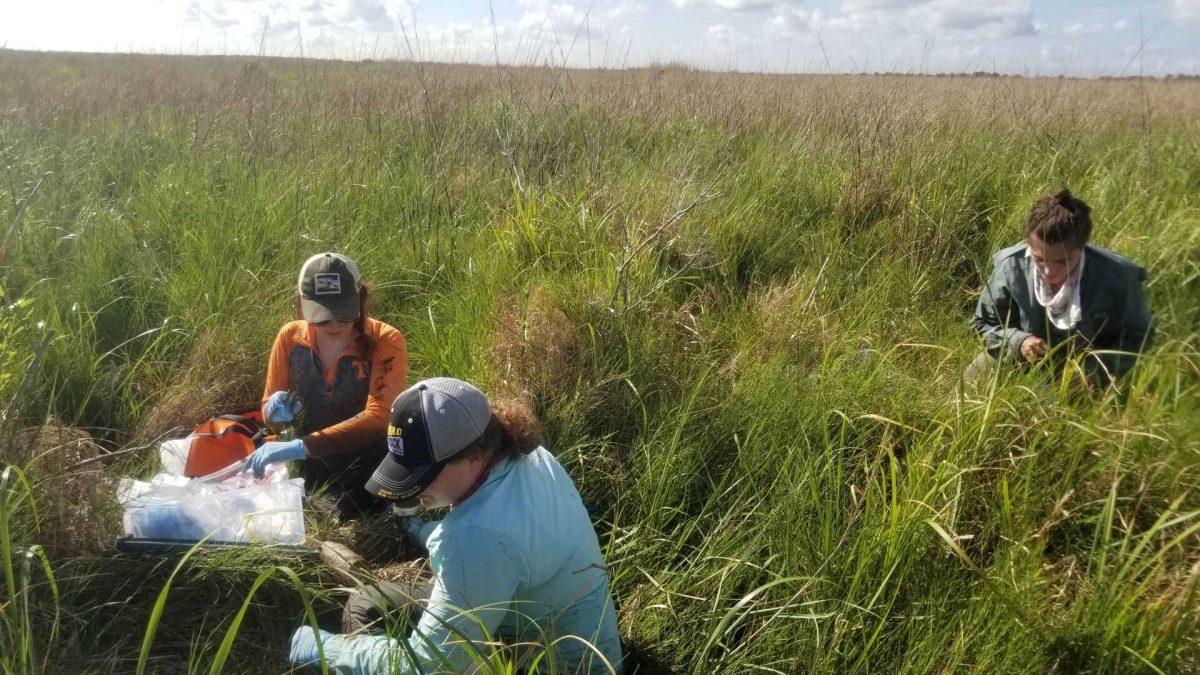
top-left (115, 536), bottom-right (317, 556)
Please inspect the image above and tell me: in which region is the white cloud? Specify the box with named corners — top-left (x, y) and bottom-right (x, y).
top-left (675, 0), bottom-right (777, 11)
top-left (341, 0), bottom-right (395, 31)
top-left (1167, 0), bottom-right (1200, 20)
top-left (264, 17), bottom-right (301, 36)
top-left (606, 0), bottom-right (648, 20)
top-left (707, 22), bottom-right (735, 39)
top-left (509, 0), bottom-right (646, 47)
top-left (843, 0), bottom-right (924, 9)
top-left (1112, 19), bottom-right (1129, 30)
top-left (927, 1), bottom-right (1035, 36)
top-left (705, 21), bottom-right (744, 56)
top-left (187, 1), bottom-right (239, 28)
top-left (420, 20), bottom-right (496, 59)
top-left (1063, 22), bottom-right (1105, 36)
top-left (518, 2), bottom-right (594, 36)
top-left (946, 42), bottom-right (981, 61)
top-left (765, 0), bottom-right (1035, 39)
top-left (766, 6), bottom-right (817, 36)
top-left (180, 0), bottom-right (417, 35)
top-left (410, 1), bottom-right (632, 65)
top-left (831, 0), bottom-right (1035, 37)
top-left (1037, 42), bottom-right (1079, 72)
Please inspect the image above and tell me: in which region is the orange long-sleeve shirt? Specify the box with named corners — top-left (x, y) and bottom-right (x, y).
top-left (262, 318), bottom-right (408, 457)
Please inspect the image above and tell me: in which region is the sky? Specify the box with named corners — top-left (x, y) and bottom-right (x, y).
top-left (1, 1), bottom-right (1198, 76)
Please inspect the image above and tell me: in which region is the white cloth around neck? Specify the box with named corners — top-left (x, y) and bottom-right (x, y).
top-left (1028, 247), bottom-right (1085, 330)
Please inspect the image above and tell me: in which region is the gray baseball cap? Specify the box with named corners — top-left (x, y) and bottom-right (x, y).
top-left (297, 252), bottom-right (362, 323)
top-left (365, 378), bottom-right (492, 501)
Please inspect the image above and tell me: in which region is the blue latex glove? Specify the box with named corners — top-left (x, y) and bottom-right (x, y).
top-left (289, 626), bottom-right (335, 666)
top-left (241, 439), bottom-right (307, 479)
top-left (400, 515), bottom-right (426, 539)
top-left (264, 390), bottom-right (302, 425)
top-left (398, 514), bottom-right (437, 548)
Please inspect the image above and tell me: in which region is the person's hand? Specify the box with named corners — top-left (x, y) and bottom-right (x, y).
top-left (1019, 336), bottom-right (1048, 363)
top-left (389, 508), bottom-right (433, 547)
top-left (241, 439), bottom-right (307, 479)
top-left (289, 626), bottom-right (335, 666)
top-left (264, 391), bottom-right (302, 425)
top-left (400, 515), bottom-right (426, 540)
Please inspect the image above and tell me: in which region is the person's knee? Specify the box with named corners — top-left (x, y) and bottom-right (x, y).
top-left (341, 588), bottom-right (383, 633)
top-left (964, 351), bottom-right (997, 385)
top-left (341, 581), bottom-right (429, 634)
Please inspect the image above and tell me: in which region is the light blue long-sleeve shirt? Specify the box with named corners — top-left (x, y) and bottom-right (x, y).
top-left (325, 447), bottom-right (623, 674)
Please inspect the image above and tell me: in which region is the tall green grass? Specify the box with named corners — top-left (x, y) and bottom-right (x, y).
top-left (0, 51), bottom-right (1198, 672)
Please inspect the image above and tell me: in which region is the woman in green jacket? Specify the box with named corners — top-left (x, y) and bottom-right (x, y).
top-left (969, 189), bottom-right (1154, 389)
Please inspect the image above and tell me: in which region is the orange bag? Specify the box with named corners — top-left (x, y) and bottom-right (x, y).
top-left (184, 413), bottom-right (269, 477)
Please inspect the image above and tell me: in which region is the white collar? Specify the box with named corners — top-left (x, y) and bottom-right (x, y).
top-left (1026, 246), bottom-right (1085, 330)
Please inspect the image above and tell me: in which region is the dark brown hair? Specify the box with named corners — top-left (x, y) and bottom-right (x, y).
top-left (1026, 188), bottom-right (1092, 249)
top-left (459, 398), bottom-right (543, 462)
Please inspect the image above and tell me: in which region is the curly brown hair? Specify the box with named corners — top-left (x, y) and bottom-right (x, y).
top-left (458, 398), bottom-right (543, 461)
top-left (1026, 188), bottom-right (1093, 249)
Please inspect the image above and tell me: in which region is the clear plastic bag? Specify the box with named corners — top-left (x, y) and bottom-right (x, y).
top-left (119, 461), bottom-right (306, 545)
top-left (157, 437), bottom-right (191, 476)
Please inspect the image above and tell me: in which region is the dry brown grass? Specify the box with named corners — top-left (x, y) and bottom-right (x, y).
top-left (488, 286), bottom-right (582, 403)
top-left (4, 52), bottom-right (1199, 177)
top-left (371, 560), bottom-right (431, 585)
top-left (17, 422), bottom-right (113, 556)
top-left (750, 274), bottom-right (838, 368)
top-left (133, 328), bottom-right (264, 443)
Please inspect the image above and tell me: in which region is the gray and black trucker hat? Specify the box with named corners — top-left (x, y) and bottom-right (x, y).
top-left (297, 252), bottom-right (362, 323)
top-left (365, 378), bottom-right (492, 501)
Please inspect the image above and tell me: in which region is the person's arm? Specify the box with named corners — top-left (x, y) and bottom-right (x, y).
top-left (261, 326), bottom-right (292, 431)
top-left (302, 330), bottom-right (409, 457)
top-left (1088, 270), bottom-right (1154, 383)
top-left (971, 263), bottom-right (1033, 360)
top-left (323, 526), bottom-right (527, 674)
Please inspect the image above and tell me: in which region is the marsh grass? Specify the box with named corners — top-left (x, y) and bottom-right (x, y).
top-left (0, 50), bottom-right (1198, 672)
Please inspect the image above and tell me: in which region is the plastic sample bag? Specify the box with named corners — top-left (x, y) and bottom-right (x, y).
top-left (119, 461), bottom-right (305, 545)
top-left (158, 437), bottom-right (191, 476)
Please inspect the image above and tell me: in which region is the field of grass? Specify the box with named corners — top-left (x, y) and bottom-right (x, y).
top-left (1, 49), bottom-right (1199, 672)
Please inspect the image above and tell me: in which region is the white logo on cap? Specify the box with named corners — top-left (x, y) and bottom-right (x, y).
top-left (388, 436), bottom-right (405, 457)
top-left (314, 273), bottom-right (342, 295)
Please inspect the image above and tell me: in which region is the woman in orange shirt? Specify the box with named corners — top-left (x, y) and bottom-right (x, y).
top-left (243, 252), bottom-right (409, 520)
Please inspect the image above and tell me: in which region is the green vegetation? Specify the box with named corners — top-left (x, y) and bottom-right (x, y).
top-left (1, 50), bottom-right (1198, 672)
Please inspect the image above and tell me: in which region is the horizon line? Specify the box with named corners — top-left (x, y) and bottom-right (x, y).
top-left (3, 47), bottom-right (1199, 82)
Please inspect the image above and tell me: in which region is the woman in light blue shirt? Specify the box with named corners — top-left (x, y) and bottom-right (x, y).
top-left (288, 377), bottom-right (623, 674)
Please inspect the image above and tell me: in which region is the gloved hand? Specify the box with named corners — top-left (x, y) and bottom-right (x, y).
top-left (241, 439), bottom-right (307, 479)
top-left (396, 513), bottom-right (436, 548)
top-left (400, 515), bottom-right (426, 539)
top-left (289, 626), bottom-right (335, 666)
top-left (264, 390), bottom-right (302, 425)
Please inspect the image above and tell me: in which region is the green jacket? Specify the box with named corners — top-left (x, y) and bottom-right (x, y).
top-left (972, 243), bottom-right (1154, 382)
